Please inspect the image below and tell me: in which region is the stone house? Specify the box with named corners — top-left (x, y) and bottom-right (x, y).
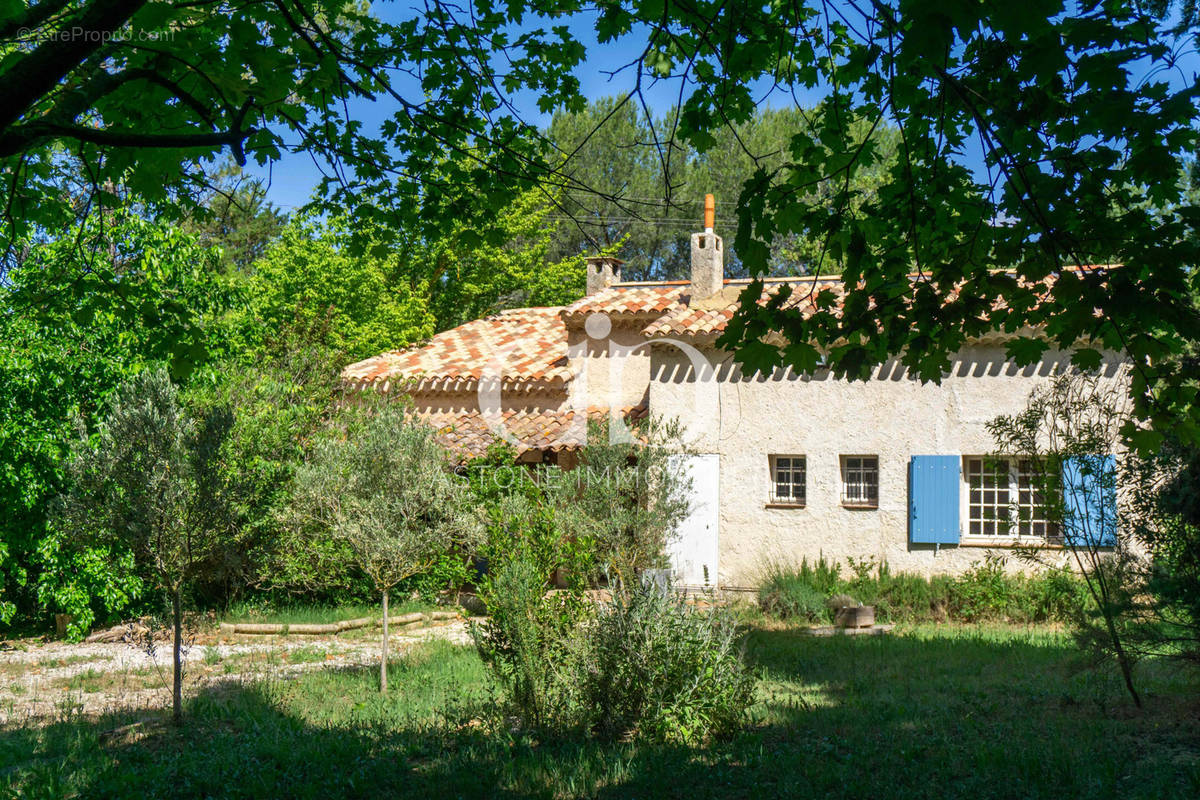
top-left (343, 208), bottom-right (1125, 591)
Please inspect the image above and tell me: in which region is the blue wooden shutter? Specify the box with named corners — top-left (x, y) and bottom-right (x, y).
top-left (909, 455), bottom-right (960, 544)
top-left (1062, 455), bottom-right (1117, 548)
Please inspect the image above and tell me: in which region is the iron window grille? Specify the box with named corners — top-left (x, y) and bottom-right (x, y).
top-left (770, 455), bottom-right (806, 505)
top-left (841, 456), bottom-right (879, 507)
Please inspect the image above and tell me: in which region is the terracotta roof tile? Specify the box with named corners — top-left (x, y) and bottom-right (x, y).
top-left (562, 285), bottom-right (688, 320)
top-left (342, 307), bottom-right (570, 390)
top-left (642, 279), bottom-right (843, 338)
top-left (420, 404), bottom-right (649, 461)
top-left (640, 270), bottom-right (1083, 338)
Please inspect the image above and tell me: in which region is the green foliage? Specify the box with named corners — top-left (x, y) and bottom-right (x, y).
top-left (0, 213), bottom-right (233, 633)
top-left (464, 444), bottom-right (594, 590)
top-left (472, 554), bottom-right (589, 730)
top-left (988, 372), bottom-right (1157, 703)
top-left (57, 367), bottom-right (237, 721)
top-left (395, 188), bottom-right (589, 330)
top-left (547, 98), bottom-right (899, 280)
top-left (759, 556), bottom-right (1087, 625)
top-left (476, 569), bottom-right (754, 744)
top-left (293, 399), bottom-right (482, 596)
top-left (6, 1), bottom-right (1199, 447)
top-left (1124, 433), bottom-right (1200, 665)
top-left (181, 328), bottom-right (343, 604)
top-left (758, 558), bottom-right (838, 621)
top-left (247, 217), bottom-right (435, 362)
top-left (57, 368), bottom-right (236, 593)
top-left (179, 160), bottom-right (288, 273)
top-left (580, 586), bottom-right (755, 744)
top-left (952, 558), bottom-right (1019, 623)
top-left (554, 419), bottom-right (693, 588)
top-left (292, 397), bottom-right (484, 691)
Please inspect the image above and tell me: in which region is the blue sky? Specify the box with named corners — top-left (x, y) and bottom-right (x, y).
top-left (245, 4), bottom-right (826, 211)
top-left (245, 4), bottom-right (1199, 213)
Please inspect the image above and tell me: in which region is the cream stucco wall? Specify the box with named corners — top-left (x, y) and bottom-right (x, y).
top-left (566, 320), bottom-right (654, 411)
top-left (648, 342), bottom-right (1128, 588)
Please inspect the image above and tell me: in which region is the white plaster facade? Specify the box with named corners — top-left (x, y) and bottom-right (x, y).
top-left (646, 342), bottom-right (1127, 588)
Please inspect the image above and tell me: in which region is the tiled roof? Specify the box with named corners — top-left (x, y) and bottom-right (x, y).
top-left (341, 307), bottom-right (570, 391)
top-left (639, 270), bottom-right (1083, 339)
top-left (420, 404), bottom-right (649, 461)
top-left (562, 285), bottom-right (688, 321)
top-left (643, 279), bottom-right (845, 338)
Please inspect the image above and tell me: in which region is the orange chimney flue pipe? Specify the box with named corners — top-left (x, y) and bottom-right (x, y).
top-left (704, 194), bottom-right (715, 232)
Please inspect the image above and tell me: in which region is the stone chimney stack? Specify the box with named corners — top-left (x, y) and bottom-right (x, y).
top-left (690, 194), bottom-right (723, 300)
top-left (585, 256), bottom-right (623, 295)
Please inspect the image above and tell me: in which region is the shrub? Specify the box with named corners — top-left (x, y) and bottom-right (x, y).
top-left (759, 570), bottom-right (828, 621)
top-left (758, 557), bottom-right (843, 621)
top-left (580, 586), bottom-right (755, 744)
top-left (950, 557), bottom-right (1015, 622)
top-left (472, 554), bottom-right (590, 731)
top-left (759, 556), bottom-right (1086, 625)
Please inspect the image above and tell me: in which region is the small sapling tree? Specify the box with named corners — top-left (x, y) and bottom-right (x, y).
top-left (294, 398), bottom-right (481, 692)
top-left (58, 368), bottom-right (235, 725)
top-left (988, 371), bottom-right (1145, 705)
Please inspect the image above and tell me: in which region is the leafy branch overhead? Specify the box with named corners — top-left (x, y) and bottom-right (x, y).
top-left (3, 1), bottom-right (1200, 446)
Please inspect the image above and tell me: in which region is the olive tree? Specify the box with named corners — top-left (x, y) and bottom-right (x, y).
top-left (551, 418), bottom-right (692, 591)
top-left (294, 399), bottom-right (481, 692)
top-left (57, 368), bottom-right (234, 725)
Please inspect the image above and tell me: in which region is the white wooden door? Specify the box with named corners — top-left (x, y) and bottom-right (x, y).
top-left (667, 453), bottom-right (719, 588)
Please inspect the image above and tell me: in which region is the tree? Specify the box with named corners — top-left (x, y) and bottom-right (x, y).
top-left (180, 159), bottom-right (287, 273)
top-left (293, 399), bottom-right (482, 692)
top-left (181, 325), bottom-right (344, 605)
top-left (545, 99), bottom-right (900, 280)
top-left (0, 0), bottom-right (568, 295)
top-left (246, 216), bottom-right (435, 362)
top-left (552, 419), bottom-right (692, 589)
top-left (0, 212), bottom-right (233, 636)
top-left (57, 368), bottom-right (234, 724)
top-left (988, 372), bottom-right (1145, 705)
top-left (6, 2), bottom-right (1199, 447)
top-left (546, 97), bottom-right (687, 280)
top-left (402, 189), bottom-right (589, 330)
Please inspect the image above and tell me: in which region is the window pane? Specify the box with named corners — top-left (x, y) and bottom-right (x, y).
top-left (772, 456), bottom-right (805, 503)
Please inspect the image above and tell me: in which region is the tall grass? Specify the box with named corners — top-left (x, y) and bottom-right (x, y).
top-left (759, 555), bottom-right (1089, 624)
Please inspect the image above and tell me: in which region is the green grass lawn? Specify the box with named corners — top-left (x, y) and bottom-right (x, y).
top-left (216, 600), bottom-right (437, 627)
top-left (2, 623), bottom-right (1197, 799)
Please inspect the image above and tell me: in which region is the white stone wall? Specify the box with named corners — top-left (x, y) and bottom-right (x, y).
top-left (648, 341), bottom-right (1128, 588)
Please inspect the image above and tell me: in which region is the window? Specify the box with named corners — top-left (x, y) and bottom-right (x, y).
top-left (840, 456), bottom-right (879, 507)
top-left (964, 457), bottom-right (1058, 539)
top-left (1016, 459), bottom-right (1058, 538)
top-left (769, 455), bottom-right (806, 505)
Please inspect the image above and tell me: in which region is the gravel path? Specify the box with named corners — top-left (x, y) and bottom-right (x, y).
top-left (0, 619), bottom-right (477, 725)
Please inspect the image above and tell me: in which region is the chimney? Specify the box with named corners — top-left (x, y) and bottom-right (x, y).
top-left (586, 255), bottom-right (623, 295)
top-left (690, 193), bottom-right (723, 299)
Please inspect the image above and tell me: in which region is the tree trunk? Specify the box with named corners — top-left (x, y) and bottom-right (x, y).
top-left (1106, 612), bottom-right (1142, 708)
top-left (171, 585), bottom-right (183, 726)
top-left (380, 588), bottom-right (388, 694)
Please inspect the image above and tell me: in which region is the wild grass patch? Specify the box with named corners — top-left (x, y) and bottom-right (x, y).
top-left (1, 625), bottom-right (1196, 799)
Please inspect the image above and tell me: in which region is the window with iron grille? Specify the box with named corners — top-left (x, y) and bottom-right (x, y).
top-left (964, 457), bottom-right (1058, 539)
top-left (840, 455), bottom-right (878, 507)
top-left (769, 455), bottom-right (806, 505)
